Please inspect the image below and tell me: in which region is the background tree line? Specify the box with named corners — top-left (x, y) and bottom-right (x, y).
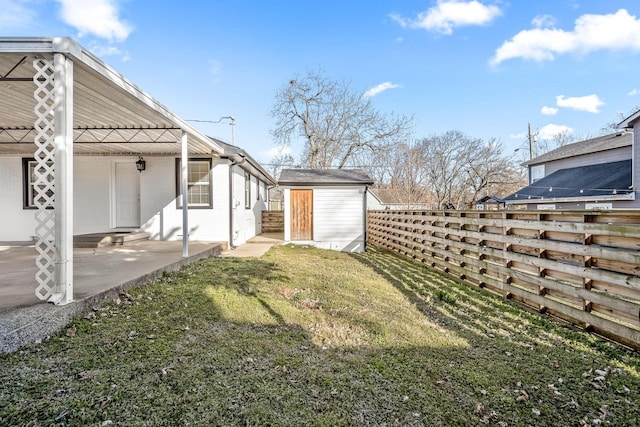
top-left (268, 69), bottom-right (631, 209)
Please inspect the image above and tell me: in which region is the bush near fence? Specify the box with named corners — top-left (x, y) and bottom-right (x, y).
top-left (368, 209), bottom-right (640, 350)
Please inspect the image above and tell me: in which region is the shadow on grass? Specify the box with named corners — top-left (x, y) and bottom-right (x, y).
top-left (350, 245), bottom-right (637, 363)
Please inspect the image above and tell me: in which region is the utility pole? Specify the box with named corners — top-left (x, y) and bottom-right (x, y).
top-left (528, 122), bottom-right (535, 160)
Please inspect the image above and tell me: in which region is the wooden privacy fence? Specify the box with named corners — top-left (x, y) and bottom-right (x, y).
top-left (367, 210), bottom-right (640, 350)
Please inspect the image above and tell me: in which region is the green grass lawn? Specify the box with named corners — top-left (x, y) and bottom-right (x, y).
top-left (1, 244), bottom-right (639, 426)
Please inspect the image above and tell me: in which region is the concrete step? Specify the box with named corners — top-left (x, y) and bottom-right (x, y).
top-left (73, 232), bottom-right (151, 248)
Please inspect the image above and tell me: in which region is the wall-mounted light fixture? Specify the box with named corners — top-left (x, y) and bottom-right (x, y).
top-left (136, 156), bottom-right (146, 172)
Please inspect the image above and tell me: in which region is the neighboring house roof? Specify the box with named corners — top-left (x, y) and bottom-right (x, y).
top-left (523, 132), bottom-right (632, 167)
top-left (618, 108), bottom-right (640, 128)
top-left (369, 188), bottom-right (428, 205)
top-left (278, 169), bottom-right (374, 186)
top-left (504, 160), bottom-right (633, 203)
top-left (213, 138), bottom-right (276, 185)
top-left (477, 195), bottom-right (505, 204)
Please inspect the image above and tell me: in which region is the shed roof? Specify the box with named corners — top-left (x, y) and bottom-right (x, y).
top-left (278, 168), bottom-right (373, 186)
top-left (523, 132), bottom-right (632, 167)
top-left (504, 159), bottom-right (632, 203)
top-left (0, 37), bottom-right (222, 156)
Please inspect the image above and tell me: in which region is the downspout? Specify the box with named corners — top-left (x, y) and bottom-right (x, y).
top-left (364, 185), bottom-right (368, 252)
top-left (226, 154), bottom-right (246, 249)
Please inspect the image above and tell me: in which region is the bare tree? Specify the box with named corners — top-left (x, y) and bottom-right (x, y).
top-left (270, 69), bottom-right (413, 169)
top-left (535, 129), bottom-right (577, 156)
top-left (388, 142), bottom-right (432, 207)
top-left (462, 141), bottom-right (527, 208)
top-left (416, 131), bottom-right (524, 209)
top-left (417, 131), bottom-right (476, 209)
top-left (599, 106), bottom-right (640, 135)
top-left (265, 152), bottom-right (296, 181)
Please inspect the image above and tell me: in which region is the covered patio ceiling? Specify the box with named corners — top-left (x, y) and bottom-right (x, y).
top-left (0, 37), bottom-right (223, 156)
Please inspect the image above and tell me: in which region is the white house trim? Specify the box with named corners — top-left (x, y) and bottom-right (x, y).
top-left (51, 52), bottom-right (74, 305)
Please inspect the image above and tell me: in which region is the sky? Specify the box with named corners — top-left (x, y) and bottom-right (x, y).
top-left (2, 0), bottom-right (640, 165)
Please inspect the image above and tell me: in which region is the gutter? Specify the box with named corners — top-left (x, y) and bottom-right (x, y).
top-left (505, 191), bottom-right (636, 205)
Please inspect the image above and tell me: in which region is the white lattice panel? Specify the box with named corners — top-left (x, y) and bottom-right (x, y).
top-left (33, 57), bottom-right (56, 301)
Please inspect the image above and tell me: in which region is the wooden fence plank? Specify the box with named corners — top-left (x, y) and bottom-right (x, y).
top-left (368, 210), bottom-right (640, 350)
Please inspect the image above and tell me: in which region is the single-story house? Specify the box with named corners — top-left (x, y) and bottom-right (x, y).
top-left (367, 187), bottom-right (430, 210)
top-left (504, 131), bottom-right (638, 210)
top-left (278, 169), bottom-right (373, 252)
top-left (0, 37), bottom-right (274, 304)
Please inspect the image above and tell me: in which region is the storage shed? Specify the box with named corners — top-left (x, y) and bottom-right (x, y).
top-left (278, 169), bottom-right (373, 252)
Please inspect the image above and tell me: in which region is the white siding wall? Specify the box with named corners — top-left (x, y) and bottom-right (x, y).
top-left (0, 156), bottom-right (35, 241)
top-left (229, 167), bottom-right (267, 246)
top-left (367, 191), bottom-right (385, 210)
top-left (140, 157), bottom-right (230, 242)
top-left (0, 155), bottom-right (234, 243)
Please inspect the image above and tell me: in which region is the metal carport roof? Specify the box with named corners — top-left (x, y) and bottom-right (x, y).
top-left (0, 37), bottom-right (222, 156)
top-left (0, 37), bottom-right (224, 306)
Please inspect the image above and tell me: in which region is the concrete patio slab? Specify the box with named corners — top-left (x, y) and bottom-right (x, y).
top-left (0, 240), bottom-right (225, 352)
top-left (220, 232), bottom-right (284, 258)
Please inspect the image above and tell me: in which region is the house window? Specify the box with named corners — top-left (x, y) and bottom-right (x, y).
top-left (530, 165), bottom-right (544, 183)
top-left (256, 178), bottom-right (260, 200)
top-left (23, 158), bottom-right (53, 209)
top-left (175, 158), bottom-right (213, 208)
top-left (244, 171), bottom-right (251, 209)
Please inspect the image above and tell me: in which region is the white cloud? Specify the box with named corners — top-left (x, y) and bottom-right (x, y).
top-left (538, 123), bottom-right (573, 139)
top-left (629, 88), bottom-right (640, 96)
top-left (532, 14), bottom-right (556, 29)
top-left (541, 106), bottom-right (558, 115)
top-left (556, 94), bottom-right (604, 113)
top-left (0, 0), bottom-right (36, 29)
top-left (363, 82), bottom-right (400, 98)
top-left (390, 0), bottom-right (502, 35)
top-left (56, 0), bottom-right (132, 42)
top-left (491, 9), bottom-right (640, 65)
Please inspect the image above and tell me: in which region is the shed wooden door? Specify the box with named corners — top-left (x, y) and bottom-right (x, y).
top-left (290, 189), bottom-right (313, 240)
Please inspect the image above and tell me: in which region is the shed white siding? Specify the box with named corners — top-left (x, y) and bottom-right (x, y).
top-left (314, 187), bottom-right (366, 252)
top-left (283, 186), bottom-right (366, 252)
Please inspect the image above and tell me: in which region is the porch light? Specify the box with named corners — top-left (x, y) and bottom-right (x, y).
top-left (136, 156), bottom-right (146, 172)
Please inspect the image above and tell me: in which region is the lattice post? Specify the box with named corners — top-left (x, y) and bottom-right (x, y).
top-left (32, 53), bottom-right (74, 305)
top-left (33, 56), bottom-right (57, 302)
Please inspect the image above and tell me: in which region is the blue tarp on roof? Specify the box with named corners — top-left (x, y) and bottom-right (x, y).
top-left (505, 159), bottom-right (632, 202)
